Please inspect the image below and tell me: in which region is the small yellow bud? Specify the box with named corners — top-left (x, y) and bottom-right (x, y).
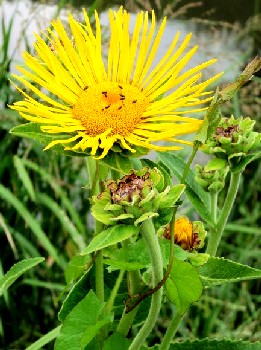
top-left (164, 217), bottom-right (202, 251)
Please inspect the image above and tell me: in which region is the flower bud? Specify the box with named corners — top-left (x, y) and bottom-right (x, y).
top-left (163, 217), bottom-right (206, 251)
top-left (92, 167), bottom-right (185, 227)
top-left (195, 158), bottom-right (229, 193)
top-left (202, 116), bottom-right (261, 167)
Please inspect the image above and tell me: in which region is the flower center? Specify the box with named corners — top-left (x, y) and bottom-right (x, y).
top-left (72, 82), bottom-right (149, 137)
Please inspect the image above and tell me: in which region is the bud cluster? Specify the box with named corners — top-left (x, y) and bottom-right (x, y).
top-left (201, 116), bottom-right (261, 167)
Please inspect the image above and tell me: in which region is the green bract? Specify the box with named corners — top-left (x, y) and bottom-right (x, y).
top-left (92, 167), bottom-right (185, 227)
top-left (195, 158), bottom-right (229, 193)
top-left (201, 116), bottom-right (261, 168)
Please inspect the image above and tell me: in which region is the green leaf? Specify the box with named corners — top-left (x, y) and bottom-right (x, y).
top-left (165, 259), bottom-right (203, 314)
top-left (158, 152), bottom-right (212, 224)
top-left (104, 238), bottom-right (189, 271)
top-left (158, 184), bottom-right (186, 208)
top-left (101, 152), bottom-right (133, 174)
top-left (26, 326), bottom-right (61, 350)
top-left (169, 338), bottom-right (261, 350)
top-left (195, 89), bottom-right (222, 144)
top-left (10, 123), bottom-right (88, 157)
top-left (231, 151), bottom-right (261, 173)
top-left (54, 290), bottom-right (108, 350)
top-left (64, 255), bottom-right (91, 285)
top-left (80, 225), bottom-right (139, 255)
top-left (103, 333), bottom-right (131, 350)
top-left (58, 270), bottom-right (91, 322)
top-left (199, 257), bottom-right (261, 286)
top-left (0, 257), bottom-right (44, 297)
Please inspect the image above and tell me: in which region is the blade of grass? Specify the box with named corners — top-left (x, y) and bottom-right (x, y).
top-left (0, 184), bottom-right (65, 268)
top-left (36, 192), bottom-right (85, 251)
top-left (21, 159), bottom-right (85, 236)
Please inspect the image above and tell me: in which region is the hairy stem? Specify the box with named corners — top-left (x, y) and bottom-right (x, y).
top-left (207, 171), bottom-right (241, 256)
top-left (129, 219), bottom-right (163, 350)
top-left (159, 312), bottom-right (184, 350)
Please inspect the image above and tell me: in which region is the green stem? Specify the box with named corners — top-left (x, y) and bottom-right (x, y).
top-left (207, 171), bottom-right (241, 256)
top-left (105, 269), bottom-right (125, 314)
top-left (159, 312), bottom-right (184, 350)
top-left (129, 219), bottom-right (164, 350)
top-left (86, 157), bottom-right (105, 302)
top-left (210, 191), bottom-right (218, 224)
top-left (117, 241), bottom-right (143, 337)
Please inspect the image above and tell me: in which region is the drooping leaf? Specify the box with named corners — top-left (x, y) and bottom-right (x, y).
top-left (0, 257), bottom-right (44, 297)
top-left (165, 259), bottom-right (203, 314)
top-left (169, 338), bottom-right (261, 350)
top-left (80, 225), bottom-right (139, 255)
top-left (199, 257), bottom-right (261, 286)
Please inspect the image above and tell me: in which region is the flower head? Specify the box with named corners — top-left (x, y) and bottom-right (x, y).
top-left (10, 8), bottom-right (222, 158)
top-left (92, 167), bottom-right (185, 226)
top-left (164, 217), bottom-right (206, 251)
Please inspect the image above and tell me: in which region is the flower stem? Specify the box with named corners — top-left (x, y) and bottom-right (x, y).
top-left (129, 219), bottom-right (163, 350)
top-left (159, 312), bottom-right (184, 350)
top-left (207, 171), bottom-right (241, 256)
top-left (117, 241), bottom-right (143, 337)
top-left (210, 191), bottom-right (218, 224)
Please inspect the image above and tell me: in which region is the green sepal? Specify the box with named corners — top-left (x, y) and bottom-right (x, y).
top-left (158, 184), bottom-right (186, 209)
top-left (134, 212), bottom-right (159, 226)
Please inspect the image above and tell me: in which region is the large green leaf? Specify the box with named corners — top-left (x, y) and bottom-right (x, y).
top-left (168, 339), bottom-right (261, 350)
top-left (104, 238), bottom-right (189, 271)
top-left (157, 152), bottom-right (213, 225)
top-left (165, 259), bottom-right (203, 314)
top-left (0, 257), bottom-right (44, 297)
top-left (199, 257), bottom-right (261, 286)
top-left (58, 270), bottom-right (90, 322)
top-left (80, 225), bottom-right (139, 255)
top-left (55, 290), bottom-right (109, 350)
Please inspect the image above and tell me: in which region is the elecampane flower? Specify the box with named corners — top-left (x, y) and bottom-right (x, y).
top-left (10, 8), bottom-right (222, 158)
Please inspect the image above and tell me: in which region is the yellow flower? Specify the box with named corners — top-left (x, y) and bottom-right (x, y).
top-left (10, 8), bottom-right (222, 158)
top-left (164, 217), bottom-right (202, 251)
